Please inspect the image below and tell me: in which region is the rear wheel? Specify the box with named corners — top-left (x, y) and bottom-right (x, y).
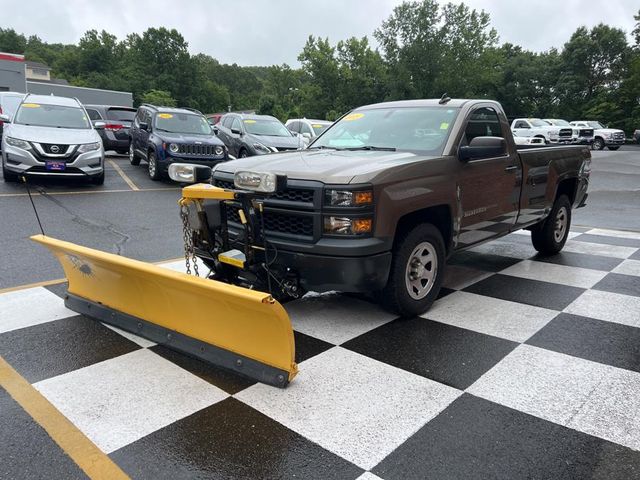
top-left (381, 223), bottom-right (445, 317)
top-left (147, 150), bottom-right (162, 181)
top-left (592, 137), bottom-right (605, 150)
top-left (2, 164), bottom-right (19, 182)
top-left (239, 148), bottom-right (248, 158)
top-left (129, 143), bottom-right (140, 166)
top-left (531, 195), bottom-right (571, 255)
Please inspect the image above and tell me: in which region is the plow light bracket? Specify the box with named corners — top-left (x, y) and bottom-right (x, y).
top-left (169, 163), bottom-right (212, 183)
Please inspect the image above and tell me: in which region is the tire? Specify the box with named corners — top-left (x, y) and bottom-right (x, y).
top-left (592, 137), bottom-right (605, 150)
top-left (608, 146), bottom-right (620, 151)
top-left (381, 223), bottom-right (445, 317)
top-left (239, 148), bottom-right (248, 158)
top-left (2, 164), bottom-right (19, 182)
top-left (534, 135), bottom-right (547, 144)
top-left (147, 150), bottom-right (162, 181)
top-left (129, 143), bottom-right (140, 166)
top-left (531, 195), bottom-right (571, 255)
top-left (90, 170), bottom-right (105, 185)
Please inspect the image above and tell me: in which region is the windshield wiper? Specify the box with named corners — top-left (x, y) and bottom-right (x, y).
top-left (307, 145), bottom-right (338, 150)
top-left (343, 145), bottom-right (397, 152)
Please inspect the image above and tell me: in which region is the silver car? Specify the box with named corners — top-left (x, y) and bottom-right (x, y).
top-left (1, 94), bottom-right (105, 184)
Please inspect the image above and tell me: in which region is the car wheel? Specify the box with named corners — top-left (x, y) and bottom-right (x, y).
top-left (608, 146), bottom-right (620, 151)
top-left (90, 170), bottom-right (105, 185)
top-left (534, 135), bottom-right (547, 144)
top-left (592, 138), bottom-right (605, 150)
top-left (531, 195), bottom-right (571, 255)
top-left (147, 150), bottom-right (162, 181)
top-left (381, 223), bottom-right (445, 317)
top-left (239, 148), bottom-right (248, 158)
top-left (129, 143), bottom-right (140, 166)
top-left (2, 164), bottom-right (19, 182)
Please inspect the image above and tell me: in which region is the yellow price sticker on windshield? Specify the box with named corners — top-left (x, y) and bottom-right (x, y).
top-left (243, 119), bottom-right (256, 124)
top-left (343, 113), bottom-right (364, 122)
top-left (312, 124), bottom-right (324, 128)
top-left (22, 103), bottom-right (41, 108)
top-left (440, 122), bottom-right (449, 130)
top-left (158, 113), bottom-right (173, 119)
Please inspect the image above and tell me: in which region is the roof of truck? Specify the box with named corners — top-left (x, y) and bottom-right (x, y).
top-left (356, 99), bottom-right (500, 110)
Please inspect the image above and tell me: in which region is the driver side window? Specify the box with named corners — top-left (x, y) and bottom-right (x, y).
top-left (231, 117), bottom-right (242, 132)
top-left (464, 107), bottom-right (504, 144)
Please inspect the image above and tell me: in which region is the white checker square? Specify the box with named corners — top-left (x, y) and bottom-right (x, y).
top-left (102, 323), bottom-right (156, 348)
top-left (235, 347), bottom-right (460, 470)
top-left (564, 290), bottom-right (640, 327)
top-left (586, 228), bottom-right (640, 240)
top-left (468, 344), bottom-right (640, 451)
top-left (500, 259), bottom-right (608, 288)
top-left (612, 259), bottom-right (640, 277)
top-left (563, 240), bottom-right (637, 259)
top-left (423, 291), bottom-right (557, 342)
top-left (0, 287), bottom-right (76, 334)
top-left (34, 349), bottom-right (228, 453)
top-left (285, 292), bottom-right (396, 345)
top-left (356, 473), bottom-right (384, 480)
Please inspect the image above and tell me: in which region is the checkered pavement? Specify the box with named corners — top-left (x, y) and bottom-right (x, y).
top-left (2, 226), bottom-right (640, 479)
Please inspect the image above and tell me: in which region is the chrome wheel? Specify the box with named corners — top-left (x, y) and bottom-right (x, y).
top-left (129, 144), bottom-right (134, 162)
top-left (148, 155), bottom-right (157, 178)
top-left (404, 241), bottom-right (438, 300)
top-left (553, 206), bottom-right (568, 243)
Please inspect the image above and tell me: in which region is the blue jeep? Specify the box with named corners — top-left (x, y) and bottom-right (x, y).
top-left (129, 104), bottom-right (228, 181)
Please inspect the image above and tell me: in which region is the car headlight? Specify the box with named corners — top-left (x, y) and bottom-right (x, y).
top-left (325, 189), bottom-right (373, 206)
top-left (234, 170), bottom-right (278, 193)
top-left (323, 216), bottom-right (372, 235)
top-left (253, 143), bottom-right (271, 154)
top-left (78, 142), bottom-right (101, 153)
top-left (603, 132), bottom-right (612, 138)
top-left (548, 131), bottom-right (558, 138)
top-left (5, 136), bottom-right (31, 150)
top-left (169, 143), bottom-right (179, 153)
top-left (214, 145), bottom-right (224, 156)
top-left (168, 163), bottom-right (212, 183)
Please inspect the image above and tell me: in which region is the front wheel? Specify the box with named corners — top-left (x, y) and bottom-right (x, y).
top-left (90, 170), bottom-right (105, 185)
top-left (129, 143), bottom-right (140, 166)
top-left (2, 164), bottom-right (19, 182)
top-left (531, 195), bottom-right (571, 255)
top-left (592, 138), bottom-right (605, 150)
top-left (147, 151), bottom-right (162, 181)
top-left (381, 223), bottom-right (445, 317)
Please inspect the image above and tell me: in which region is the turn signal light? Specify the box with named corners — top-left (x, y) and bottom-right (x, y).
top-left (354, 191), bottom-right (373, 205)
top-left (352, 218), bottom-right (373, 233)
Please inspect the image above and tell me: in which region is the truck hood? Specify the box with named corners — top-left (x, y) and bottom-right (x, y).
top-left (156, 131), bottom-right (225, 145)
top-left (215, 149), bottom-right (434, 184)
top-left (595, 128), bottom-right (624, 135)
top-left (6, 124), bottom-right (100, 144)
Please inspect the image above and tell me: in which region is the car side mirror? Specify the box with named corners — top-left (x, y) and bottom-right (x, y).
top-left (231, 128), bottom-right (242, 135)
top-left (302, 132), bottom-right (311, 139)
top-left (94, 121), bottom-right (106, 129)
top-left (459, 136), bottom-right (506, 161)
top-left (212, 126), bottom-right (219, 135)
top-left (0, 114), bottom-right (11, 123)
top-left (139, 122), bottom-right (149, 131)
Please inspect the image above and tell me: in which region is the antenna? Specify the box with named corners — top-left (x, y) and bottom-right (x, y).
top-left (439, 93), bottom-right (451, 105)
top-left (21, 176), bottom-right (45, 236)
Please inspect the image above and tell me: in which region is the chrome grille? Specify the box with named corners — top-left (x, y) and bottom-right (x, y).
top-left (612, 132), bottom-right (624, 140)
top-left (558, 128), bottom-right (572, 138)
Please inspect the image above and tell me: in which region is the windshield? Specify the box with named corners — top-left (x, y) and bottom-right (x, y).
top-left (1, 96), bottom-right (24, 118)
top-left (548, 119), bottom-right (570, 126)
top-left (244, 119), bottom-right (292, 137)
top-left (154, 112), bottom-right (212, 134)
top-left (311, 122), bottom-right (331, 134)
top-left (107, 108), bottom-right (136, 122)
top-left (587, 121), bottom-right (604, 129)
top-left (529, 119), bottom-right (549, 127)
top-left (14, 103), bottom-right (90, 129)
top-left (310, 106), bottom-right (459, 153)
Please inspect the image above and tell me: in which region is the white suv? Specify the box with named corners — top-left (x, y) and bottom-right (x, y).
top-left (286, 118), bottom-right (333, 146)
top-left (570, 121), bottom-right (625, 151)
top-left (1, 94), bottom-right (105, 184)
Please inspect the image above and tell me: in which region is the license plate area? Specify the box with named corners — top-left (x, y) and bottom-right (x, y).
top-left (45, 160), bottom-right (66, 171)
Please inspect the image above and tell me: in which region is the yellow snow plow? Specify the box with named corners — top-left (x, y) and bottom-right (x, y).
top-left (31, 179), bottom-right (299, 387)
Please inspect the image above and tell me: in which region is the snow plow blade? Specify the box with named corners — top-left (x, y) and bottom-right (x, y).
top-left (31, 234), bottom-right (298, 388)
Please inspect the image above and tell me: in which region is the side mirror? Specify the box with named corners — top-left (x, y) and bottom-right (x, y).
top-left (168, 163), bottom-right (212, 183)
top-left (139, 122), bottom-right (149, 131)
top-left (0, 113), bottom-right (10, 123)
top-left (459, 136), bottom-right (506, 161)
top-left (302, 132), bottom-right (311, 139)
top-left (94, 121), bottom-right (106, 129)
top-left (230, 128), bottom-right (242, 135)
top-left (212, 126), bottom-right (219, 135)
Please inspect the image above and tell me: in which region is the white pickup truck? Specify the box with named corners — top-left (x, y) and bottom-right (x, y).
top-left (544, 119), bottom-right (594, 145)
top-left (569, 121), bottom-right (625, 151)
top-left (511, 118), bottom-right (572, 144)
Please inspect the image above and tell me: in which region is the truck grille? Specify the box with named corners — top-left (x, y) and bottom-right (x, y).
top-left (558, 128), bottom-right (572, 138)
top-left (612, 132), bottom-right (624, 140)
top-left (178, 144), bottom-right (220, 156)
top-left (579, 129), bottom-right (594, 137)
top-left (226, 206), bottom-right (314, 237)
top-left (214, 179), bottom-right (314, 203)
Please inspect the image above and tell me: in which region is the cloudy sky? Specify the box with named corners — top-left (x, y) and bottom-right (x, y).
top-left (1, 0), bottom-right (638, 65)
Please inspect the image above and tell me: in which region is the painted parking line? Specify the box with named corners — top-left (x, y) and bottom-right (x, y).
top-left (0, 356), bottom-right (130, 480)
top-left (0, 187), bottom-right (179, 198)
top-left (107, 159), bottom-right (139, 191)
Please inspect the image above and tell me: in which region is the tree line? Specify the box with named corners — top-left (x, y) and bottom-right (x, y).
top-left (1, 0), bottom-right (639, 132)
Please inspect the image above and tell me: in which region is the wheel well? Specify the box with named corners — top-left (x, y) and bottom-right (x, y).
top-left (556, 177), bottom-right (578, 204)
top-left (395, 205), bottom-right (453, 253)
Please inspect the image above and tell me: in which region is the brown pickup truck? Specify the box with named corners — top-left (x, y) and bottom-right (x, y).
top-left (179, 98), bottom-right (591, 316)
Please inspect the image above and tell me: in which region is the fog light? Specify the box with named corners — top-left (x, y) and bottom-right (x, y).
top-left (323, 216), bottom-right (372, 235)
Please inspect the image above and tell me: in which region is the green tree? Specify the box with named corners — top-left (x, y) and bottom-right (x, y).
top-left (141, 89), bottom-right (176, 107)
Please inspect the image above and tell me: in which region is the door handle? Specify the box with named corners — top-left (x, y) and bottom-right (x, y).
top-left (504, 165), bottom-right (518, 172)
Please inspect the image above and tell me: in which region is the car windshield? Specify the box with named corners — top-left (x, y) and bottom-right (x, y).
top-left (587, 121), bottom-right (604, 129)
top-left (243, 118), bottom-right (292, 137)
top-left (548, 119), bottom-right (570, 126)
top-left (14, 103), bottom-right (90, 129)
top-left (1, 96), bottom-right (24, 118)
top-left (310, 106), bottom-right (459, 153)
top-left (311, 122), bottom-right (331, 133)
top-left (106, 108), bottom-right (136, 122)
top-left (154, 112), bottom-right (212, 134)
top-left (529, 119), bottom-right (549, 127)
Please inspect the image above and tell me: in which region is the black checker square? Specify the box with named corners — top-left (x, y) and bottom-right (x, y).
top-left (373, 394), bottom-right (640, 480)
top-left (342, 317), bottom-right (517, 390)
top-left (110, 397), bottom-right (363, 480)
top-left (531, 251), bottom-right (623, 272)
top-left (0, 315), bottom-right (140, 383)
top-left (447, 250), bottom-right (522, 272)
top-left (463, 273), bottom-right (585, 310)
top-left (593, 272), bottom-right (640, 298)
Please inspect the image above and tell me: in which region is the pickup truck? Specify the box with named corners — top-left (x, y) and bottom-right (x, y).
top-left (543, 119), bottom-right (594, 145)
top-left (511, 117), bottom-right (572, 144)
top-left (176, 99), bottom-right (591, 317)
top-left (570, 121), bottom-right (625, 151)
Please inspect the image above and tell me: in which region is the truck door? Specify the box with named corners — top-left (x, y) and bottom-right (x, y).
top-left (512, 119), bottom-right (533, 138)
top-left (456, 106), bottom-right (521, 247)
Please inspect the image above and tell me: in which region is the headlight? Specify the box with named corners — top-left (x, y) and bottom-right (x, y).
top-left (168, 163), bottom-right (212, 183)
top-left (214, 145), bottom-right (224, 156)
top-left (603, 132), bottom-right (612, 138)
top-left (323, 216), bottom-right (372, 235)
top-left (548, 131), bottom-right (558, 138)
top-left (253, 143), bottom-right (271, 154)
top-left (5, 136), bottom-right (31, 150)
top-left (169, 143), bottom-right (179, 153)
top-left (78, 142), bottom-right (101, 153)
top-left (325, 189), bottom-right (373, 206)
top-left (234, 170), bottom-right (277, 193)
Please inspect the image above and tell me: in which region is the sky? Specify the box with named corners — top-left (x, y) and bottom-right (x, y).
top-left (1, 0), bottom-right (638, 65)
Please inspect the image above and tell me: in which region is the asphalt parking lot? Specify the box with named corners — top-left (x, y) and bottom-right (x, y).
top-left (1, 145), bottom-right (640, 479)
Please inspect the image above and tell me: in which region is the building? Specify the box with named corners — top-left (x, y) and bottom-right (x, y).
top-left (0, 52), bottom-right (133, 107)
